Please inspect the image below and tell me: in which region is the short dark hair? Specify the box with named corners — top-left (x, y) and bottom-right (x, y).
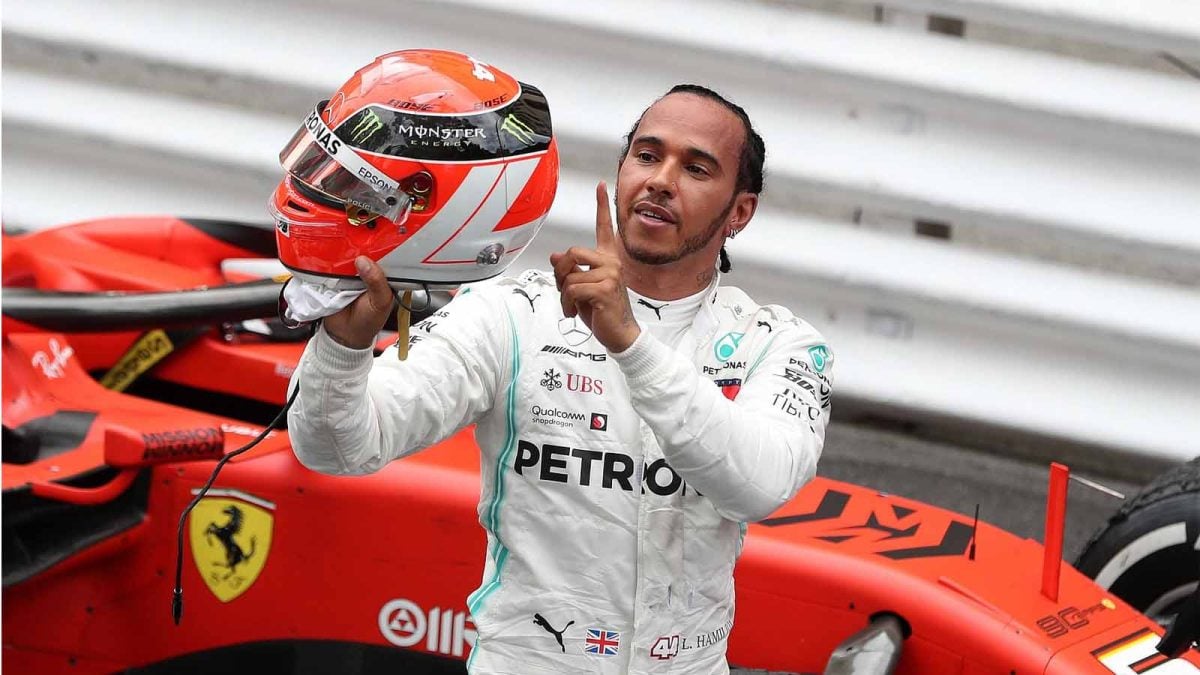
top-left (620, 84), bottom-right (766, 195)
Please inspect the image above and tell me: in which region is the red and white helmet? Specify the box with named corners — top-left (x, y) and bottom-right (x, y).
top-left (272, 49), bottom-right (559, 289)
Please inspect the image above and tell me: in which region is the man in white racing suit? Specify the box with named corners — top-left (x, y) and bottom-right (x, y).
top-left (288, 84), bottom-right (834, 674)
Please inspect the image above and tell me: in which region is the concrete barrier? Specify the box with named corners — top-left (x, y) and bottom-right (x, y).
top-left (4, 0), bottom-right (1197, 468)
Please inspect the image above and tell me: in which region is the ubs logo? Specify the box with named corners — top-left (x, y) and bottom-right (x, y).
top-left (567, 374), bottom-right (603, 395)
top-left (541, 369), bottom-right (562, 391)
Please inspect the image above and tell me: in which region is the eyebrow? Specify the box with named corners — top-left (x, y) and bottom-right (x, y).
top-left (633, 135), bottom-right (723, 171)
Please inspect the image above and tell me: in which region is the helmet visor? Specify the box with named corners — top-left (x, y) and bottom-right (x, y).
top-left (279, 101), bottom-right (411, 223)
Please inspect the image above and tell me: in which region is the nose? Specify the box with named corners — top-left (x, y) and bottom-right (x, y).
top-left (645, 160), bottom-right (678, 198)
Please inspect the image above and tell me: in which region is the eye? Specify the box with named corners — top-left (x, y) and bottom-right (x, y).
top-left (635, 150), bottom-right (657, 162)
top-left (686, 164), bottom-right (710, 176)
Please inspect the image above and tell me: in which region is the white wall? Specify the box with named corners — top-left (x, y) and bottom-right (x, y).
top-left (4, 0), bottom-right (1198, 465)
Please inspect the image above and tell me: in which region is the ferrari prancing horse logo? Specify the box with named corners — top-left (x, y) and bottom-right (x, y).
top-left (189, 490), bottom-right (275, 602)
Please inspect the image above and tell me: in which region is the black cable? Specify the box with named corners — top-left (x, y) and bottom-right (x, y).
top-left (393, 282), bottom-right (433, 313)
top-left (172, 381), bottom-right (300, 625)
top-left (169, 278), bottom-right (435, 623)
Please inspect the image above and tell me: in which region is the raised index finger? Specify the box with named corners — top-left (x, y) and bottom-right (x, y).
top-left (595, 181), bottom-right (616, 253)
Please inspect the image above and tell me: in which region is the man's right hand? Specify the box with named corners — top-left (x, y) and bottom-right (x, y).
top-left (322, 256), bottom-right (395, 350)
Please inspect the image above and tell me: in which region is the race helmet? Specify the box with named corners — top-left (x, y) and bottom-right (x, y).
top-left (272, 49), bottom-right (559, 290)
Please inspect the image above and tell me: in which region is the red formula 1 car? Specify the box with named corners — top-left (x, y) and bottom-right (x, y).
top-left (3, 217), bottom-right (1198, 674)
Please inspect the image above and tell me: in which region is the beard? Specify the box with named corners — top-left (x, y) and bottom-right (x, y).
top-left (615, 190), bottom-right (734, 266)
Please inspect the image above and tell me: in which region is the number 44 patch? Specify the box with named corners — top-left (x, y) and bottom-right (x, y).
top-left (650, 635), bottom-right (680, 661)
top-left (1093, 629), bottom-right (1199, 674)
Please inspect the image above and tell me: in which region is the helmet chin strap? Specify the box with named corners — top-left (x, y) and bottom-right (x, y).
top-left (396, 291), bottom-right (413, 360)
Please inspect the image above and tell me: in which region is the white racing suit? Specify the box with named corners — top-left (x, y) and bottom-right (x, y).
top-left (288, 270), bottom-right (834, 674)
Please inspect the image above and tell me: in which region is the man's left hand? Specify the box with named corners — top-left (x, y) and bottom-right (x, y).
top-left (550, 181), bottom-right (640, 353)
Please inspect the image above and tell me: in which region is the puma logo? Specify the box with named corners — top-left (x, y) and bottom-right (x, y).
top-left (513, 288), bottom-right (541, 312)
top-left (636, 298), bottom-right (667, 320)
top-left (757, 320), bottom-right (772, 332)
top-left (533, 613), bottom-right (574, 653)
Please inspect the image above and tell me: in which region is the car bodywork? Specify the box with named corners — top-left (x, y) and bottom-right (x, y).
top-left (4, 218), bottom-right (1197, 674)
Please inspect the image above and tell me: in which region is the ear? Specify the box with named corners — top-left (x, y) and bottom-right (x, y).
top-left (728, 192), bottom-right (758, 236)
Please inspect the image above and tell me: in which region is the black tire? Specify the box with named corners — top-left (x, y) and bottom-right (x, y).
top-left (1075, 457), bottom-right (1200, 625)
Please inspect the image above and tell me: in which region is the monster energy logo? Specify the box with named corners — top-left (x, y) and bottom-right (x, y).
top-left (500, 114), bottom-right (536, 144)
top-left (349, 111), bottom-right (384, 144)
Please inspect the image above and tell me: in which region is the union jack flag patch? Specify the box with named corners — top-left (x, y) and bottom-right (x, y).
top-left (584, 628), bottom-right (620, 656)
